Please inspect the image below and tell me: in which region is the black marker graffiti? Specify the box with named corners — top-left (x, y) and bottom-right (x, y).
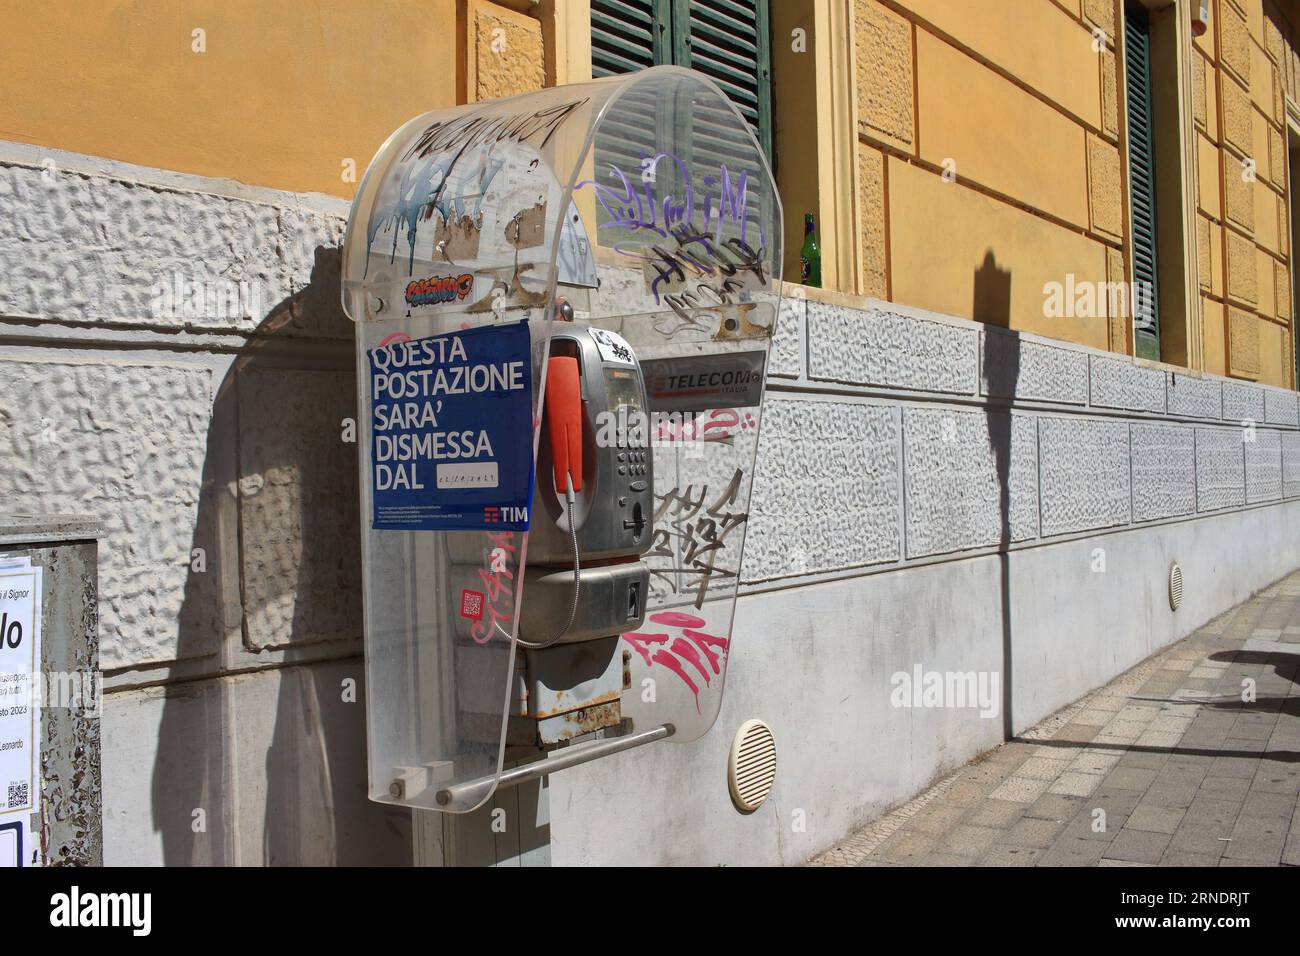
top-left (402, 100), bottom-right (589, 162)
top-left (648, 467), bottom-right (748, 608)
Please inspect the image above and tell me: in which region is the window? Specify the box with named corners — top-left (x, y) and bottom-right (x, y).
top-left (1122, 0), bottom-right (1190, 364)
top-left (590, 0), bottom-right (772, 161)
top-left (1124, 2), bottom-right (1160, 359)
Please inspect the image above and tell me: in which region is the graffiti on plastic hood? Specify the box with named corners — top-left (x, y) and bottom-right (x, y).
top-left (577, 152), bottom-right (769, 321)
top-left (366, 99), bottom-right (588, 279)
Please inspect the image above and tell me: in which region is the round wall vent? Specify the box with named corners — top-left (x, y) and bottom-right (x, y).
top-left (728, 719), bottom-right (777, 814)
top-left (1169, 562), bottom-right (1183, 611)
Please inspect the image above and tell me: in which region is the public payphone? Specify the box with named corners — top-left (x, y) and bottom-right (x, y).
top-left (342, 66), bottom-right (783, 811)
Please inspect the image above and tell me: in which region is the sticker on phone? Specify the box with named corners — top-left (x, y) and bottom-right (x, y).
top-left (589, 328), bottom-right (636, 366)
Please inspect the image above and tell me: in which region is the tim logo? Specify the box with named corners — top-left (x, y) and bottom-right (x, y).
top-left (484, 506), bottom-right (528, 524)
top-left (405, 272), bottom-right (474, 307)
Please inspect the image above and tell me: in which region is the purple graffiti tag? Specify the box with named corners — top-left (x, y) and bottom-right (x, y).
top-left (577, 153), bottom-right (766, 319)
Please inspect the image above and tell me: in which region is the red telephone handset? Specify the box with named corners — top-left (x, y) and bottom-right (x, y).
top-left (545, 356), bottom-right (584, 493)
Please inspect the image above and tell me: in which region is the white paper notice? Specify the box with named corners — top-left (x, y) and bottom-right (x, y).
top-left (437, 461), bottom-right (500, 489)
top-left (0, 559), bottom-right (41, 867)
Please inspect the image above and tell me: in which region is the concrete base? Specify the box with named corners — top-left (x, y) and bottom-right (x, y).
top-left (102, 657), bottom-right (410, 866)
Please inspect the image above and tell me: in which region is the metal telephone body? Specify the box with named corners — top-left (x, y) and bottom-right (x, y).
top-left (518, 326), bottom-right (654, 648)
top-left (529, 327), bottom-right (654, 562)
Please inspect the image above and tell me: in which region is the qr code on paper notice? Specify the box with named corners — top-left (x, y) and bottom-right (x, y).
top-left (7, 781), bottom-right (28, 809)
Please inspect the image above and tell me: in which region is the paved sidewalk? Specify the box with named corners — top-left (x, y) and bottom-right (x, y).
top-left (813, 571), bottom-right (1300, 867)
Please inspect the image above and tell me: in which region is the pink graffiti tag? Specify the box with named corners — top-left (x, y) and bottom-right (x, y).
top-left (622, 611), bottom-right (730, 713)
top-left (470, 530), bottom-right (518, 645)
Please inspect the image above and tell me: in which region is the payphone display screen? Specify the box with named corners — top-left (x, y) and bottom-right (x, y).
top-left (602, 367), bottom-right (644, 413)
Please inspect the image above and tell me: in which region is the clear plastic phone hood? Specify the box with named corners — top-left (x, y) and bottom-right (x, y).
top-left (341, 66), bottom-right (783, 812)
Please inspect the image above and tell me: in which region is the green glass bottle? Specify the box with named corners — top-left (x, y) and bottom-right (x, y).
top-left (799, 212), bottom-right (821, 288)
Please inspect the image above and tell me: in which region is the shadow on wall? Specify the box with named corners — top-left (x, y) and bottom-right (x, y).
top-left (152, 245), bottom-right (410, 865)
top-left (976, 249), bottom-right (1017, 741)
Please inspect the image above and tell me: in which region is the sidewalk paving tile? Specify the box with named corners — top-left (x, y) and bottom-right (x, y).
top-left (1126, 804), bottom-right (1186, 834)
top-left (1102, 828), bottom-right (1172, 864)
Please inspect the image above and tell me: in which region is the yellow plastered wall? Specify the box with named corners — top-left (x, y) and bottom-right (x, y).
top-left (1196, 0), bottom-right (1296, 386)
top-left (853, 0), bottom-right (1127, 352)
top-left (0, 0), bottom-right (552, 199)
top-left (847, 0), bottom-right (1298, 386)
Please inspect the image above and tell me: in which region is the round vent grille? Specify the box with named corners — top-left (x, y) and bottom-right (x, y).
top-left (1169, 562), bottom-right (1183, 611)
top-left (728, 719), bottom-right (777, 814)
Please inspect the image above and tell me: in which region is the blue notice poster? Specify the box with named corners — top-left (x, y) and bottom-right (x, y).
top-left (368, 321), bottom-right (534, 531)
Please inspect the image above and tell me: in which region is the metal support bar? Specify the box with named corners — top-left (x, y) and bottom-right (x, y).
top-left (435, 723), bottom-right (675, 807)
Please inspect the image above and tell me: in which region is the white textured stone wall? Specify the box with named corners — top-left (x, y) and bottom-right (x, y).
top-left (0, 358), bottom-right (215, 666)
top-left (747, 398), bottom-right (899, 578)
top-left (749, 298), bottom-right (1300, 580)
top-left (0, 162), bottom-right (345, 331)
top-left (0, 146), bottom-right (399, 864)
top-left (900, 407), bottom-right (1038, 558)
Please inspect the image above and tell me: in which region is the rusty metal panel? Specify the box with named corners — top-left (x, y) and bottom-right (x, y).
top-left (0, 516), bottom-right (102, 866)
top-left (525, 637), bottom-right (623, 744)
top-left (536, 701), bottom-right (623, 745)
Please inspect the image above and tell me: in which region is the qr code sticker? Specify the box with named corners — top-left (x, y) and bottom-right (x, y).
top-left (460, 589), bottom-right (485, 622)
top-left (7, 781), bottom-right (28, 809)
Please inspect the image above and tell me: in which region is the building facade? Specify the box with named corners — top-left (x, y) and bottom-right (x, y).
top-left (4, 0), bottom-right (1300, 865)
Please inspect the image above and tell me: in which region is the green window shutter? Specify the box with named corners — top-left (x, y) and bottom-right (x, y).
top-left (674, 0), bottom-right (772, 164)
top-left (590, 0), bottom-right (772, 164)
top-left (1124, 1), bottom-right (1160, 360)
top-left (590, 1), bottom-right (671, 197)
top-left (588, 1), bottom-right (774, 251)
top-left (590, 0), bottom-right (670, 76)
